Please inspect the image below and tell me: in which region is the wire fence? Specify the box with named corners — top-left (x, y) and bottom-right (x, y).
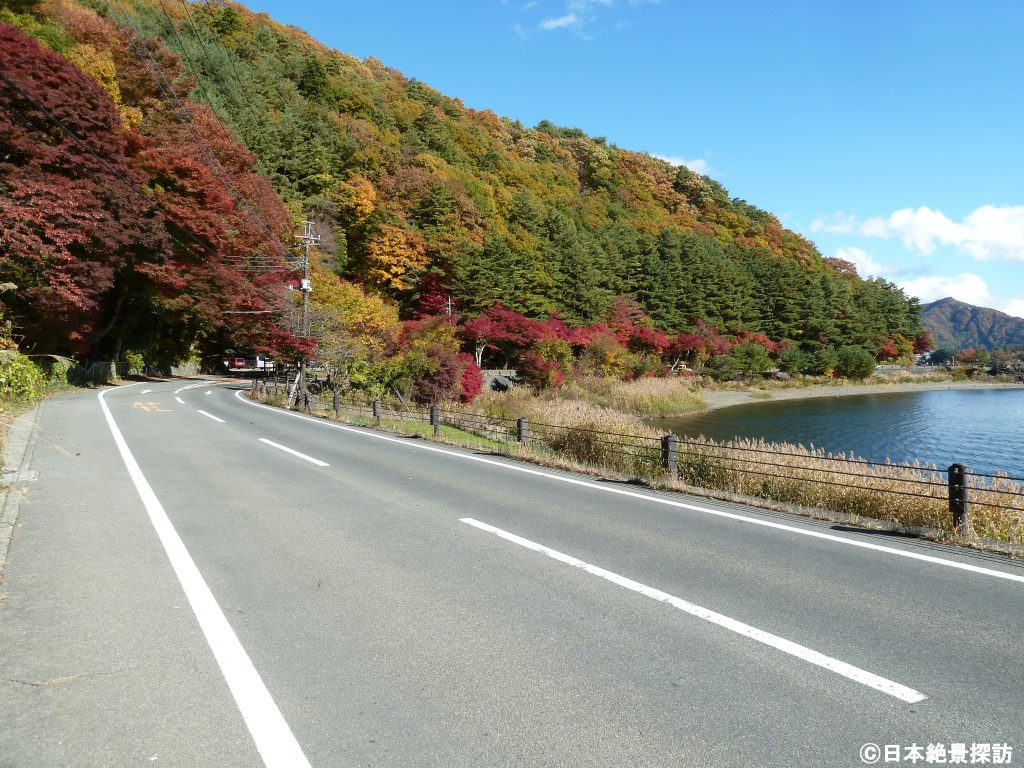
top-left (66, 361), bottom-right (129, 385)
top-left (247, 379), bottom-right (1024, 546)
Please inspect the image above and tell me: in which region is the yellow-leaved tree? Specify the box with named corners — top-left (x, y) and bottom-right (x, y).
top-left (308, 270), bottom-right (401, 389)
top-left (362, 223), bottom-right (428, 290)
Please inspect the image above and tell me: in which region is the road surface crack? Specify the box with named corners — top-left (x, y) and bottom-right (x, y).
top-left (0, 669), bottom-right (123, 688)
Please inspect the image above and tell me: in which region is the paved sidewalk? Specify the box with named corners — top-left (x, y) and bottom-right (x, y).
top-left (1, 405), bottom-right (40, 588)
top-left (0, 390), bottom-right (257, 768)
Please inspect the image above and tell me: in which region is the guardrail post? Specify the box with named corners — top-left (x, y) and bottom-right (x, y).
top-left (662, 434), bottom-right (679, 475)
top-left (517, 417), bottom-right (529, 444)
top-left (373, 399), bottom-right (382, 427)
top-left (948, 463), bottom-right (969, 533)
top-left (333, 388), bottom-right (340, 418)
top-left (430, 405), bottom-right (441, 437)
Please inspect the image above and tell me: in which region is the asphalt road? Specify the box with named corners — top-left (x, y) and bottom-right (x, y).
top-left (1, 377), bottom-right (1022, 767)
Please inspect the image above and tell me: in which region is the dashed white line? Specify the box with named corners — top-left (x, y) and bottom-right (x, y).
top-left (141, 389), bottom-right (152, 394)
top-left (461, 517), bottom-right (928, 703)
top-left (258, 438), bottom-right (329, 467)
top-left (197, 410), bottom-right (225, 423)
top-left (205, 390), bottom-right (212, 395)
top-left (98, 383), bottom-right (311, 768)
top-left (175, 397), bottom-right (185, 405)
top-left (234, 390), bottom-right (1024, 586)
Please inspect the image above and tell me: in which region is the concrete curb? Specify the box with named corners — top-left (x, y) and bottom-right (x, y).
top-left (0, 405), bottom-right (42, 580)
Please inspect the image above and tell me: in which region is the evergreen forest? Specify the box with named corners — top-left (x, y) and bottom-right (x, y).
top-left (0, 0), bottom-right (929, 400)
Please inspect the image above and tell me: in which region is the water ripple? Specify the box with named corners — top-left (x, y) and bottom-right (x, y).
top-left (656, 389), bottom-right (1024, 477)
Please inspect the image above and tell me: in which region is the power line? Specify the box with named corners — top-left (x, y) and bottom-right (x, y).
top-left (155, 0), bottom-right (227, 138)
top-left (107, 0), bottom-right (235, 188)
top-left (176, 0), bottom-right (275, 175)
top-left (0, 69), bottom-right (293, 280)
top-left (105, 0), bottom-right (275, 245)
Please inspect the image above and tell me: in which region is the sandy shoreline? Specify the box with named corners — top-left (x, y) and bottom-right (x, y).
top-left (697, 379), bottom-right (1024, 413)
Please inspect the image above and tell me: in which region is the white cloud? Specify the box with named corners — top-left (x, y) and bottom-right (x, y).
top-left (999, 299), bottom-right (1024, 319)
top-left (540, 13), bottom-right (578, 29)
top-left (535, 0), bottom-right (657, 33)
top-left (813, 205), bottom-right (1024, 262)
top-left (958, 206), bottom-right (1024, 260)
top-left (809, 212), bottom-right (859, 235)
top-left (898, 273), bottom-right (994, 306)
top-left (861, 208), bottom-right (967, 255)
top-left (652, 153), bottom-right (711, 175)
top-left (832, 247), bottom-right (888, 278)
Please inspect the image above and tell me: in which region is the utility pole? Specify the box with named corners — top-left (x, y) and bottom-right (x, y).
top-left (292, 219), bottom-right (319, 408)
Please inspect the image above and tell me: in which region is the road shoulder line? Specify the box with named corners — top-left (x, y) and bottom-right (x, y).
top-left (233, 390), bottom-right (1024, 585)
top-left (99, 383), bottom-right (311, 768)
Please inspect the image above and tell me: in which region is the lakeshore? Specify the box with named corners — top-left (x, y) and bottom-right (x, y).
top-left (697, 379), bottom-right (1024, 413)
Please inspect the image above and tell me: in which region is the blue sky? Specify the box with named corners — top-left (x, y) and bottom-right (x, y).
top-left (247, 0), bottom-right (1024, 317)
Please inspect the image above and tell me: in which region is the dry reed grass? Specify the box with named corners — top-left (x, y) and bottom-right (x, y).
top-left (563, 376), bottom-right (705, 416)
top-left (668, 436), bottom-right (1024, 544)
top-left (250, 386), bottom-right (1024, 547)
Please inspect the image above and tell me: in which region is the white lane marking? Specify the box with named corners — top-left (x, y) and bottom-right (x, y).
top-left (197, 410), bottom-right (225, 423)
top-left (174, 380), bottom-right (211, 394)
top-left (234, 390), bottom-right (1024, 586)
top-left (258, 438), bottom-right (329, 467)
top-left (175, 397), bottom-right (185, 405)
top-left (205, 390), bottom-right (212, 395)
top-left (461, 517), bottom-right (928, 703)
top-left (141, 389), bottom-right (152, 394)
top-left (98, 384), bottom-right (311, 768)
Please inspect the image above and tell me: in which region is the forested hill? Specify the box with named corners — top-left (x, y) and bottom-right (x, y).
top-left (1, 0), bottom-right (925, 371)
top-left (922, 298), bottom-right (1024, 351)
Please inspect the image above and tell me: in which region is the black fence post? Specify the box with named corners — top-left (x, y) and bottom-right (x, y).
top-left (430, 405), bottom-right (441, 437)
top-left (373, 399), bottom-right (382, 427)
top-left (662, 434), bottom-right (679, 476)
top-left (333, 388), bottom-right (340, 418)
top-left (948, 463), bottom-right (970, 533)
top-left (517, 417), bottom-right (529, 445)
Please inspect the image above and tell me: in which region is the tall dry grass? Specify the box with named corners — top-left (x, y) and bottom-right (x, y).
top-left (668, 436), bottom-right (1024, 544)
top-left (250, 385), bottom-right (1024, 547)
top-left (472, 389), bottom-right (1024, 545)
top-left (563, 376), bottom-right (705, 416)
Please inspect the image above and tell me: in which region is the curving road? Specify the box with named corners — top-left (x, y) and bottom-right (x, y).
top-left (1, 377), bottom-right (1022, 767)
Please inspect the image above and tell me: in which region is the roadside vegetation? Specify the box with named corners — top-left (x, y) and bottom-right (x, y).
top-left (0, 288), bottom-right (75, 451)
top-left (250, 385), bottom-right (1024, 549)
top-left (0, 348), bottom-right (74, 475)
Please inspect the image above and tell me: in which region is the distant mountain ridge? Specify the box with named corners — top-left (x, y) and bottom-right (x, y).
top-left (922, 298), bottom-right (1024, 350)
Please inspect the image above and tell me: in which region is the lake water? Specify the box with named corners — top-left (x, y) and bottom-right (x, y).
top-left (652, 389), bottom-right (1024, 477)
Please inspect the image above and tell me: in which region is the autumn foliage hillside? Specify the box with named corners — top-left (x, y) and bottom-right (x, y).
top-left (0, 7), bottom-right (303, 366)
top-left (1, 0), bottom-right (928, 391)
